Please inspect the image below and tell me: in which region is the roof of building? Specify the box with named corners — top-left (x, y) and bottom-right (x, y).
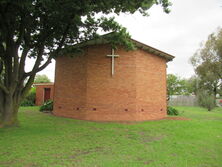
top-left (74, 33), bottom-right (175, 62)
top-left (33, 82), bottom-right (54, 86)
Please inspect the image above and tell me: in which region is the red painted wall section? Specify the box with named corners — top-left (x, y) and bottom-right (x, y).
top-left (35, 84), bottom-right (54, 106)
top-left (53, 44), bottom-right (168, 121)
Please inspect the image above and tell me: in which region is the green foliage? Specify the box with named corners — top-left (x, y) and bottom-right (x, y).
top-left (190, 28), bottom-right (222, 97)
top-left (0, 0), bottom-right (171, 60)
top-left (167, 74), bottom-right (195, 100)
top-left (20, 87), bottom-right (36, 106)
top-left (104, 29), bottom-right (136, 51)
top-left (185, 75), bottom-right (199, 95)
top-left (20, 100), bottom-right (34, 107)
top-left (39, 100), bottom-right (53, 112)
top-left (197, 90), bottom-right (215, 111)
top-left (167, 74), bottom-right (182, 97)
top-left (34, 74), bottom-right (51, 83)
top-left (167, 106), bottom-right (179, 115)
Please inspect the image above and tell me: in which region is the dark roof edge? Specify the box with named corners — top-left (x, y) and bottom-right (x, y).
top-left (130, 38), bottom-right (175, 61)
top-left (73, 33), bottom-right (175, 61)
top-left (33, 82), bottom-right (54, 86)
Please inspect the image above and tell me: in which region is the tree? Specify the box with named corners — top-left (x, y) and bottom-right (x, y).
top-left (190, 28), bottom-right (222, 98)
top-left (167, 74), bottom-right (193, 100)
top-left (184, 75), bottom-right (199, 95)
top-left (197, 89), bottom-right (215, 111)
top-left (34, 74), bottom-right (51, 83)
top-left (167, 74), bottom-right (182, 99)
top-left (0, 0), bottom-right (171, 127)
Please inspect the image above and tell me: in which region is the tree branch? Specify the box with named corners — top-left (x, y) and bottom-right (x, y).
top-left (11, 46), bottom-right (19, 92)
top-left (25, 55), bottom-right (53, 77)
top-left (15, 15), bottom-right (25, 48)
top-left (24, 20), bottom-right (71, 76)
top-left (0, 82), bottom-right (9, 94)
top-left (18, 46), bottom-right (29, 79)
top-left (21, 45), bottom-right (44, 97)
top-left (21, 73), bottom-right (35, 99)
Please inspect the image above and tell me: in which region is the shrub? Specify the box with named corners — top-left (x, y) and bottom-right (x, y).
top-left (20, 100), bottom-right (35, 106)
top-left (167, 106), bottom-right (179, 115)
top-left (20, 87), bottom-right (36, 106)
top-left (197, 90), bottom-right (215, 111)
top-left (39, 100), bottom-right (53, 112)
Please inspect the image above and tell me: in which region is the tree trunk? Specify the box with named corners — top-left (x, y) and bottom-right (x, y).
top-left (0, 94), bottom-right (20, 128)
top-left (213, 86), bottom-right (217, 106)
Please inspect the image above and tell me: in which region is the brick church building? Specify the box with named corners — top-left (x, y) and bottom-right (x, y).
top-left (53, 36), bottom-right (174, 121)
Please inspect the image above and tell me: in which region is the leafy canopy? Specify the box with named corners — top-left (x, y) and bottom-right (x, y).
top-left (167, 74), bottom-right (194, 98)
top-left (34, 74), bottom-right (51, 83)
top-left (0, 0), bottom-right (171, 97)
top-left (190, 28), bottom-right (222, 96)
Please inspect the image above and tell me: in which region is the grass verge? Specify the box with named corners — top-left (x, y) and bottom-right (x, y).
top-left (0, 106), bottom-right (221, 167)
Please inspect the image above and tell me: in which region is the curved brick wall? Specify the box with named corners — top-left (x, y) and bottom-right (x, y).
top-left (53, 44), bottom-right (167, 121)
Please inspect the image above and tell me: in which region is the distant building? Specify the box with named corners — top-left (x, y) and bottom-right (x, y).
top-left (34, 83), bottom-right (54, 106)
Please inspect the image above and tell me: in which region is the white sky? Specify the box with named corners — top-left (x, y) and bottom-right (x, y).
top-left (32, 0), bottom-right (222, 81)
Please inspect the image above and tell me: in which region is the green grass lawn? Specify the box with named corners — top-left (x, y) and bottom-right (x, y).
top-left (0, 106), bottom-right (222, 167)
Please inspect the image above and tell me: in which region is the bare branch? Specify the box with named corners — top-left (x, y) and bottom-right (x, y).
top-left (25, 56), bottom-right (53, 77)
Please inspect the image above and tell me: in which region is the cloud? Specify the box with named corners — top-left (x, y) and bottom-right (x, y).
top-left (115, 0), bottom-right (222, 78)
top-left (29, 0), bottom-right (222, 80)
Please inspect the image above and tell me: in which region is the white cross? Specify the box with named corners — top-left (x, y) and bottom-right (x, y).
top-left (107, 49), bottom-right (119, 76)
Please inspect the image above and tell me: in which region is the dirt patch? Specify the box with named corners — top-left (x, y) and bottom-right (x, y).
top-left (0, 160), bottom-right (15, 166)
top-left (163, 117), bottom-right (191, 120)
top-left (144, 160), bottom-right (154, 165)
top-left (24, 163), bottom-right (39, 167)
top-left (91, 121), bottom-right (140, 125)
top-left (116, 121), bottom-right (140, 125)
top-left (90, 127), bottom-right (103, 131)
top-left (0, 152), bottom-right (10, 156)
top-left (86, 117), bottom-right (191, 124)
top-left (137, 158), bottom-right (154, 165)
top-left (141, 135), bottom-right (164, 143)
top-left (139, 132), bottom-right (165, 143)
top-left (70, 146), bottom-right (104, 159)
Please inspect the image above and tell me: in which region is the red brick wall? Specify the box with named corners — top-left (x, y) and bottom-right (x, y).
top-left (136, 49), bottom-right (167, 120)
top-left (53, 44), bottom-right (167, 121)
top-left (53, 51), bottom-right (87, 118)
top-left (35, 84), bottom-right (54, 106)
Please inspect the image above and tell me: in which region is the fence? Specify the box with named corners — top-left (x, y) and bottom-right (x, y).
top-left (169, 95), bottom-right (198, 106)
top-left (169, 95), bottom-right (222, 107)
